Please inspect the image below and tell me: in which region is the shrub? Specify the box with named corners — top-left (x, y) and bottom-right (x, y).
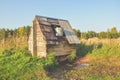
top-left (76, 43), bottom-right (94, 57)
top-left (2, 49), bottom-right (12, 56)
top-left (43, 53), bottom-right (58, 71)
top-left (0, 48), bottom-right (58, 80)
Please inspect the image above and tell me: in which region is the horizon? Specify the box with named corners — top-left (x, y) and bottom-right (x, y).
top-left (0, 0), bottom-right (120, 32)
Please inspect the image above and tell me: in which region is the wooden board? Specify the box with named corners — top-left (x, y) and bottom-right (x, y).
top-left (59, 20), bottom-right (80, 44)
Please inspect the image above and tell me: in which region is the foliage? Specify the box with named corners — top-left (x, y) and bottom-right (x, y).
top-left (88, 44), bottom-right (120, 57)
top-left (0, 26), bottom-right (30, 49)
top-left (0, 26), bottom-right (30, 40)
top-left (76, 43), bottom-right (101, 57)
top-left (87, 31), bottom-right (97, 38)
top-left (0, 48), bottom-right (58, 80)
top-left (73, 27), bottom-right (120, 39)
top-left (76, 42), bottom-right (120, 57)
top-left (18, 26), bottom-right (31, 37)
top-left (73, 29), bottom-right (81, 38)
top-left (67, 50), bottom-right (76, 63)
top-left (0, 28), bottom-right (8, 40)
top-left (111, 27), bottom-right (118, 33)
top-left (81, 32), bottom-right (89, 39)
top-left (0, 26), bottom-right (120, 80)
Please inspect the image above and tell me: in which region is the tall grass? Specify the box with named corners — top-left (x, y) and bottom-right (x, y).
top-left (88, 44), bottom-right (120, 57)
top-left (0, 48), bottom-right (58, 80)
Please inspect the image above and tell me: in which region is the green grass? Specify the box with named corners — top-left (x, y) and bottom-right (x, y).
top-left (88, 44), bottom-right (120, 57)
top-left (0, 48), bottom-right (58, 80)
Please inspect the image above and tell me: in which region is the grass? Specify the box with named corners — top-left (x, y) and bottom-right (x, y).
top-left (0, 48), bottom-right (58, 80)
top-left (66, 57), bottom-right (120, 80)
top-left (65, 44), bottom-right (120, 80)
top-left (88, 44), bottom-right (120, 57)
top-left (1, 37), bottom-right (120, 80)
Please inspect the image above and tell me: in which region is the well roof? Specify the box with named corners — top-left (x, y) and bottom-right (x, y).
top-left (34, 15), bottom-right (80, 44)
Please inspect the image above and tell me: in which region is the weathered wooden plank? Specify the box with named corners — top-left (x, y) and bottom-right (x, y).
top-left (59, 20), bottom-right (80, 44)
top-left (29, 15), bottom-right (80, 58)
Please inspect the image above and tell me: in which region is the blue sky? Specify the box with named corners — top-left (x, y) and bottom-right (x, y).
top-left (0, 0), bottom-right (120, 32)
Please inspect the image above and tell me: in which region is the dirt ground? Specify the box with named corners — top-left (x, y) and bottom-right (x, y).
top-left (48, 56), bottom-right (91, 80)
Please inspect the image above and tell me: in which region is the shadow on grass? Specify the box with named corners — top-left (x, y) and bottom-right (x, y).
top-left (76, 43), bottom-right (102, 57)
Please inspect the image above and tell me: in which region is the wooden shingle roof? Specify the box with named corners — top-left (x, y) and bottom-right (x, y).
top-left (34, 15), bottom-right (80, 44)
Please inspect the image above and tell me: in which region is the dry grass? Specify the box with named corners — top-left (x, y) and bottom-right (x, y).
top-left (81, 37), bottom-right (120, 45)
top-left (66, 56), bottom-right (120, 80)
top-left (65, 41), bottom-right (120, 80)
top-left (0, 37), bottom-right (28, 49)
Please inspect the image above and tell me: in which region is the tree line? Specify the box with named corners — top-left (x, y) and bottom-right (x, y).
top-left (0, 26), bottom-right (31, 41)
top-left (0, 26), bottom-right (120, 41)
top-left (73, 27), bottom-right (120, 39)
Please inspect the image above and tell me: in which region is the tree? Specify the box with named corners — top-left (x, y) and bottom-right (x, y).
top-left (119, 31), bottom-right (120, 37)
top-left (18, 26), bottom-right (26, 36)
top-left (73, 29), bottom-right (81, 38)
top-left (81, 32), bottom-right (88, 39)
top-left (25, 26), bottom-right (31, 37)
top-left (110, 27), bottom-right (119, 38)
top-left (87, 31), bottom-right (96, 38)
top-left (13, 29), bottom-right (19, 37)
top-left (0, 28), bottom-right (7, 40)
top-left (98, 32), bottom-right (107, 39)
top-left (111, 27), bottom-right (118, 33)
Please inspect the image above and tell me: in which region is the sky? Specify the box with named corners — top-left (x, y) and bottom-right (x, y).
top-left (0, 0), bottom-right (120, 32)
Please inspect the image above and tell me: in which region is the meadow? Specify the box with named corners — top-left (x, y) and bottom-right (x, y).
top-left (0, 37), bottom-right (120, 80)
top-left (66, 43), bottom-right (120, 80)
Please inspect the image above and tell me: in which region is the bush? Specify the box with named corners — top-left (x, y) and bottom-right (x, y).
top-left (43, 53), bottom-right (58, 71)
top-left (76, 43), bottom-right (94, 57)
top-left (0, 48), bottom-right (58, 80)
top-left (2, 49), bottom-right (12, 56)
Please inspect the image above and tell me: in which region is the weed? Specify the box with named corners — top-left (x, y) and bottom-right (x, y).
top-left (67, 50), bottom-right (76, 63)
top-left (0, 48), bottom-right (58, 80)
